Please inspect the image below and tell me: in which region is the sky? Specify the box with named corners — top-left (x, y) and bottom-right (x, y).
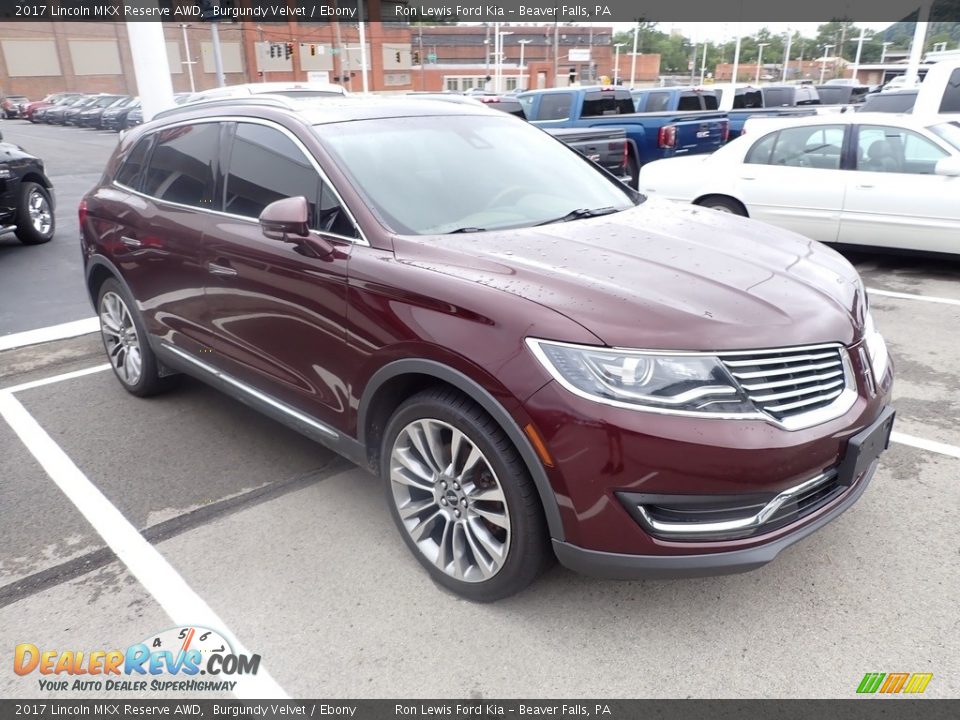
top-left (611, 22), bottom-right (894, 43)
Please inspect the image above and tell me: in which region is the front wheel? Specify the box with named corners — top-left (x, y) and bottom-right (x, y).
top-left (15, 182), bottom-right (55, 245)
top-left (381, 388), bottom-right (551, 602)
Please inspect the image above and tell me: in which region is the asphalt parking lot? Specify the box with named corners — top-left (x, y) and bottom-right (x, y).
top-left (0, 121), bottom-right (958, 700)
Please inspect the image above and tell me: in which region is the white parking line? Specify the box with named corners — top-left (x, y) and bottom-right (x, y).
top-left (890, 431), bottom-right (960, 461)
top-left (4, 363), bottom-right (111, 394)
top-left (867, 288), bottom-right (960, 307)
top-left (0, 317), bottom-right (99, 352)
top-left (0, 387), bottom-right (289, 700)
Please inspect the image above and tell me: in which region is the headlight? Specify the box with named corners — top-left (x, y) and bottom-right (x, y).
top-left (526, 339), bottom-right (757, 415)
top-left (863, 311), bottom-right (889, 380)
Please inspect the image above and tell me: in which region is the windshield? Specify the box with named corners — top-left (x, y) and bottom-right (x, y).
top-left (930, 121), bottom-right (960, 152)
top-left (317, 114), bottom-right (637, 235)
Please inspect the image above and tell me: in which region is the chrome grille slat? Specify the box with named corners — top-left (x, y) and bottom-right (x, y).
top-left (719, 345), bottom-right (852, 424)
top-left (729, 359), bottom-right (842, 380)
top-left (763, 387), bottom-right (844, 413)
top-left (750, 378), bottom-right (845, 403)
top-left (722, 351), bottom-right (838, 367)
top-left (740, 369), bottom-right (843, 392)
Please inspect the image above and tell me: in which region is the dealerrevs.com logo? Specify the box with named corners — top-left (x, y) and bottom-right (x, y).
top-left (857, 672), bottom-right (934, 695)
top-left (14, 626), bottom-right (261, 693)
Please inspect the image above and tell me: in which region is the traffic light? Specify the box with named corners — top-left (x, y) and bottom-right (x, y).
top-left (395, 51), bottom-right (401, 63)
top-left (269, 44), bottom-right (277, 59)
top-left (412, 50), bottom-right (420, 64)
top-left (310, 44), bottom-right (317, 57)
top-left (285, 43), bottom-right (293, 60)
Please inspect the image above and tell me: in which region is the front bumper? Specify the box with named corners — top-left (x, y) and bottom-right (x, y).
top-left (553, 458), bottom-right (878, 579)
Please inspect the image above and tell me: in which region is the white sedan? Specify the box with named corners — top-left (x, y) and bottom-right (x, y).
top-left (638, 113), bottom-right (960, 254)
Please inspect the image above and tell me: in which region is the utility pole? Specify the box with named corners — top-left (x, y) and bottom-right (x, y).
top-left (700, 41), bottom-right (708, 85)
top-left (630, 20), bottom-right (639, 88)
top-left (553, 21), bottom-right (559, 86)
top-left (419, 25), bottom-right (424, 90)
top-left (357, 0), bottom-right (369, 93)
top-left (690, 42), bottom-right (698, 85)
top-left (731, 34), bottom-right (741, 84)
top-left (904, 0), bottom-right (931, 86)
top-left (820, 44), bottom-right (834, 84)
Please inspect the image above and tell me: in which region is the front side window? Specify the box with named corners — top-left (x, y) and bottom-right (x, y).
top-left (539, 93), bottom-right (572, 120)
top-left (857, 125), bottom-right (948, 174)
top-left (225, 122), bottom-right (357, 239)
top-left (142, 123), bottom-right (221, 208)
top-left (644, 92), bottom-right (670, 112)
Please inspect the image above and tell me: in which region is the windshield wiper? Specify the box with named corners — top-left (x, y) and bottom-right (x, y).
top-left (446, 227), bottom-right (486, 234)
top-left (536, 207), bottom-right (619, 226)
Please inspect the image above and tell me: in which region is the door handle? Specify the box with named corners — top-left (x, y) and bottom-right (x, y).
top-left (207, 262), bottom-right (237, 277)
top-left (740, 176), bottom-right (756, 180)
top-left (120, 235), bottom-right (141, 248)
top-left (857, 184), bottom-right (874, 189)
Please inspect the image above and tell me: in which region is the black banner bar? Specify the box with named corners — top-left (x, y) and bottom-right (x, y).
top-left (2, 701), bottom-right (960, 720)
top-left (0, 0), bottom-right (960, 22)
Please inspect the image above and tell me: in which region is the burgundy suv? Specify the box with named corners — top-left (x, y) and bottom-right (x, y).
top-left (80, 97), bottom-right (894, 601)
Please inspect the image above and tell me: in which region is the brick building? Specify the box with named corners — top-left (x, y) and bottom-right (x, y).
top-left (0, 21), bottom-right (661, 98)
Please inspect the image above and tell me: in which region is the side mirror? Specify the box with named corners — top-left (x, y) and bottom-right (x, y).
top-left (258, 196), bottom-right (334, 257)
top-left (259, 196), bottom-right (310, 240)
top-left (934, 157), bottom-right (960, 177)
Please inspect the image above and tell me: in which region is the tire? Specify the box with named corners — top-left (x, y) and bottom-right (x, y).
top-left (381, 387), bottom-right (551, 602)
top-left (14, 182), bottom-right (55, 245)
top-left (626, 153), bottom-right (640, 189)
top-left (697, 195), bottom-right (747, 216)
top-left (97, 278), bottom-right (179, 397)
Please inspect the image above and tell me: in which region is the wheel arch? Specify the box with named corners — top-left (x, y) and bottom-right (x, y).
top-left (358, 359), bottom-right (565, 541)
top-left (693, 193), bottom-right (749, 216)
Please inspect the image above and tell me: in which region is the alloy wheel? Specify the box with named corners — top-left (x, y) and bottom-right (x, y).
top-left (99, 291), bottom-right (143, 386)
top-left (390, 419), bottom-right (511, 583)
top-left (27, 188), bottom-right (52, 235)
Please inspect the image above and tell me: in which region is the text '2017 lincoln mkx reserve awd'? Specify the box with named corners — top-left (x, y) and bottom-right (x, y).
top-left (80, 96), bottom-right (895, 601)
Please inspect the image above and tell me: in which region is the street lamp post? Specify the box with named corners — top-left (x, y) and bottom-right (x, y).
top-left (819, 44), bottom-right (834, 83)
top-left (630, 21), bottom-right (640, 87)
top-left (755, 43), bottom-right (769, 84)
top-left (881, 41), bottom-right (893, 63)
top-left (496, 29), bottom-right (513, 93)
top-left (781, 28), bottom-right (792, 81)
top-left (518, 39), bottom-right (531, 91)
top-left (613, 42), bottom-right (624, 84)
top-left (700, 41), bottom-right (708, 84)
top-left (180, 23), bottom-right (196, 93)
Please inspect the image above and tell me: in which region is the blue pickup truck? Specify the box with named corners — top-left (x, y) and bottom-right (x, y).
top-left (517, 86), bottom-right (728, 186)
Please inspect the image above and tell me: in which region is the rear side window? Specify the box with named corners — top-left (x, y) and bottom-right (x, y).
top-left (732, 90), bottom-right (763, 109)
top-left (703, 93), bottom-right (719, 110)
top-left (115, 136), bottom-right (153, 191)
top-left (539, 93), bottom-right (572, 120)
top-left (940, 68), bottom-right (960, 113)
top-left (581, 91), bottom-right (634, 117)
top-left (142, 123), bottom-right (221, 209)
top-left (763, 88), bottom-right (792, 107)
top-left (644, 92), bottom-right (671, 112)
top-left (677, 94), bottom-right (701, 111)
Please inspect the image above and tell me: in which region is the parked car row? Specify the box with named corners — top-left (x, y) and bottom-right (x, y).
top-left (3, 91), bottom-right (188, 131)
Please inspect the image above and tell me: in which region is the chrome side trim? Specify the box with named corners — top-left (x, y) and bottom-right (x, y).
top-left (207, 262), bottom-right (238, 277)
top-left (634, 470), bottom-right (838, 540)
top-left (162, 343), bottom-right (338, 439)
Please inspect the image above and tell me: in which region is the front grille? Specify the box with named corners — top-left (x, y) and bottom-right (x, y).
top-left (720, 346), bottom-right (849, 421)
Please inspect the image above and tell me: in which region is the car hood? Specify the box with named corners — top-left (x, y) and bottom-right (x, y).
top-left (393, 198), bottom-right (864, 351)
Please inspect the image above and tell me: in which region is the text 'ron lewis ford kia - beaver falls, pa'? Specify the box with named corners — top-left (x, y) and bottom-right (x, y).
top-left (79, 94), bottom-right (895, 602)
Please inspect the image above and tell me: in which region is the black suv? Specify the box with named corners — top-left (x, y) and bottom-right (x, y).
top-left (0, 132), bottom-right (56, 245)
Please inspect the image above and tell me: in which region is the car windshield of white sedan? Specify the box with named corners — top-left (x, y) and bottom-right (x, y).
top-left (317, 114), bottom-right (637, 235)
top-left (930, 122), bottom-right (960, 152)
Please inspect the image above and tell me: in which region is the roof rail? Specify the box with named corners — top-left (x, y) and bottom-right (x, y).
top-left (152, 95), bottom-right (299, 121)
